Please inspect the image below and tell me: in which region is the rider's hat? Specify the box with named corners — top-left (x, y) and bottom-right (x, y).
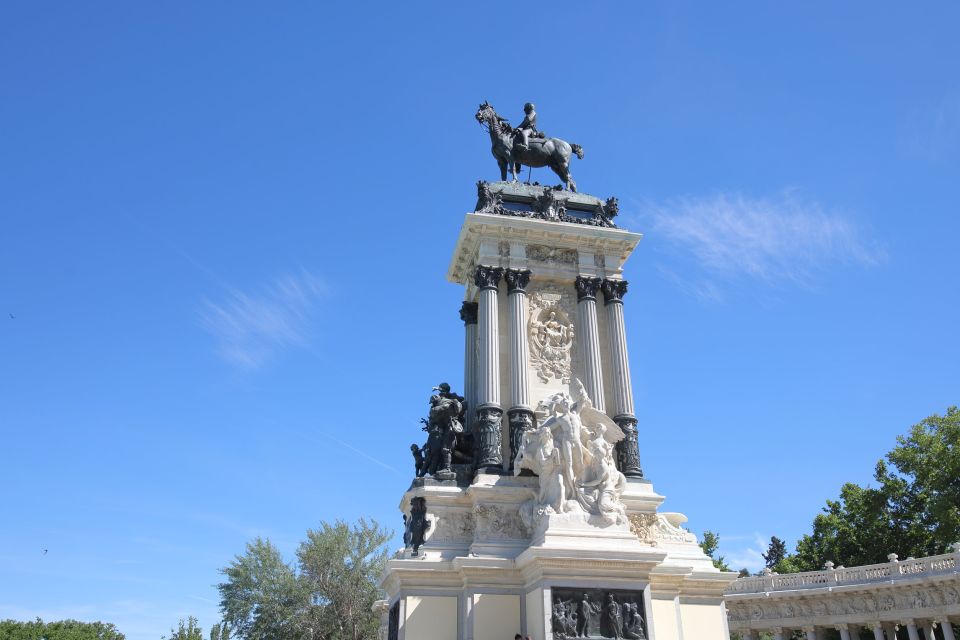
top-left (524, 102), bottom-right (535, 112)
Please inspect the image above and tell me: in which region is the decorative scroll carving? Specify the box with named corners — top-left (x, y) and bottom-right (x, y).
top-left (459, 301), bottom-right (478, 325)
top-left (528, 286), bottom-right (576, 384)
top-left (473, 504), bottom-right (529, 540)
top-left (614, 416), bottom-right (643, 478)
top-left (628, 513), bottom-right (659, 546)
top-left (474, 406), bottom-right (503, 471)
top-left (504, 268), bottom-right (531, 294)
top-left (575, 276), bottom-right (602, 301)
top-left (526, 244), bottom-right (578, 265)
top-left (474, 265), bottom-right (503, 290)
top-left (601, 279), bottom-right (629, 305)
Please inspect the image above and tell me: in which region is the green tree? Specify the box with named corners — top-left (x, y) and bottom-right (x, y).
top-left (791, 407), bottom-right (960, 571)
top-left (698, 530), bottom-right (731, 571)
top-left (0, 619), bottom-right (125, 640)
top-left (208, 623), bottom-right (229, 640)
top-left (762, 536), bottom-right (788, 570)
top-left (163, 618), bottom-right (203, 640)
top-left (218, 519), bottom-right (391, 640)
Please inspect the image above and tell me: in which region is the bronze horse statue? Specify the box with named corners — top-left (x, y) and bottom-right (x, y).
top-left (475, 102), bottom-right (584, 192)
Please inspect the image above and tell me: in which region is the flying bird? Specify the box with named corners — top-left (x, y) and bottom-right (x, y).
top-left (43, 549), bottom-right (48, 555)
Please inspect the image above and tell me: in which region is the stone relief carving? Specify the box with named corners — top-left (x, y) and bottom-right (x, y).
top-left (473, 504), bottom-right (529, 540)
top-left (513, 380), bottom-right (628, 530)
top-left (527, 286), bottom-right (576, 384)
top-left (652, 513), bottom-right (698, 544)
top-left (628, 513), bottom-right (658, 546)
top-left (427, 510), bottom-right (475, 543)
top-left (526, 244), bottom-right (578, 265)
top-left (551, 587), bottom-right (646, 640)
top-left (627, 513), bottom-right (698, 546)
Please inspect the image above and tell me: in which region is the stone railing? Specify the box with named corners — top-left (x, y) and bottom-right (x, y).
top-left (725, 545), bottom-right (960, 640)
top-left (729, 550), bottom-right (960, 595)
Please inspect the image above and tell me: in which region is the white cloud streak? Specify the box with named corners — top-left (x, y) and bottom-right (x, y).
top-left (640, 191), bottom-right (885, 300)
top-left (723, 532), bottom-right (771, 573)
top-left (199, 269), bottom-right (327, 369)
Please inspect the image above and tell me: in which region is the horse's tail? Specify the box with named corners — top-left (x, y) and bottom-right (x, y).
top-left (571, 143), bottom-right (584, 159)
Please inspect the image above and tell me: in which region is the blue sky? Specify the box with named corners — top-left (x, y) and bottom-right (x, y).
top-left (2, 2), bottom-right (958, 638)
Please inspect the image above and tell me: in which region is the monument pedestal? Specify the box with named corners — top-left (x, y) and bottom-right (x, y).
top-left (378, 183), bottom-right (737, 640)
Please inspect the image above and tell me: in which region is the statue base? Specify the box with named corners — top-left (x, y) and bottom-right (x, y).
top-left (378, 475), bottom-right (737, 640)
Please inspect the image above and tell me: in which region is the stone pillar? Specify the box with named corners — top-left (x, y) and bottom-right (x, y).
top-left (772, 628), bottom-right (785, 640)
top-left (504, 268), bottom-right (534, 471)
top-left (925, 623), bottom-right (938, 640)
top-left (474, 265), bottom-right (504, 473)
top-left (804, 627), bottom-right (817, 640)
top-left (907, 622), bottom-right (921, 640)
top-left (460, 301), bottom-right (478, 432)
top-left (941, 622), bottom-right (956, 640)
top-left (838, 625), bottom-right (852, 640)
top-left (887, 625), bottom-right (900, 640)
top-left (874, 624), bottom-right (887, 640)
top-left (601, 278), bottom-right (644, 478)
top-left (574, 276), bottom-right (605, 411)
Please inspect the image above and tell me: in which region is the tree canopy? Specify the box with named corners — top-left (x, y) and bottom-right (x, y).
top-left (218, 518), bottom-right (391, 640)
top-left (698, 530), bottom-right (731, 572)
top-left (0, 619), bottom-right (125, 640)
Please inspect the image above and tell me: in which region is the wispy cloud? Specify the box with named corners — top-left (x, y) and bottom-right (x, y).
top-left (200, 269), bottom-right (327, 369)
top-left (638, 191), bottom-right (885, 300)
top-left (723, 532), bottom-right (770, 573)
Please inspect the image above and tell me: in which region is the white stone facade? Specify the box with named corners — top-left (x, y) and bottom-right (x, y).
top-left (379, 206), bottom-right (738, 640)
top-left (725, 549), bottom-right (960, 640)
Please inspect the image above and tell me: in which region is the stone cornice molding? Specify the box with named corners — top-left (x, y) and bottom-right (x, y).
top-left (575, 275), bottom-right (602, 301)
top-left (504, 268), bottom-right (532, 294)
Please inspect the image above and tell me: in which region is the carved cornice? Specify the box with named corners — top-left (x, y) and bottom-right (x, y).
top-left (602, 279), bottom-right (629, 305)
top-left (504, 268), bottom-right (532, 294)
top-left (474, 265), bottom-right (504, 291)
top-left (575, 276), bottom-right (602, 302)
top-left (459, 301), bottom-right (478, 325)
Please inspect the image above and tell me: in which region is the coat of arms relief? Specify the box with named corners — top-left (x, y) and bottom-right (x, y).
top-left (528, 285), bottom-right (576, 384)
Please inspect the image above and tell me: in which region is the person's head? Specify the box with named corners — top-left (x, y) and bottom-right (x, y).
top-left (410, 444), bottom-right (419, 452)
top-left (524, 102), bottom-right (535, 113)
top-left (515, 634), bottom-right (523, 640)
top-left (437, 382), bottom-right (451, 393)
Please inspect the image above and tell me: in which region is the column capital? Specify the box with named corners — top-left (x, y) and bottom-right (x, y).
top-left (602, 278), bottom-right (629, 305)
top-left (575, 275), bottom-right (602, 301)
top-left (504, 268), bottom-right (532, 294)
top-left (459, 301), bottom-right (478, 325)
top-left (474, 265), bottom-right (504, 291)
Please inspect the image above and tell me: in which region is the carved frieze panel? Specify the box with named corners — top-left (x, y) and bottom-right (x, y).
top-left (473, 504), bottom-right (529, 541)
top-left (426, 510), bottom-right (475, 544)
top-left (526, 244), bottom-right (578, 265)
top-left (551, 587), bottom-right (647, 639)
top-left (527, 285), bottom-right (576, 384)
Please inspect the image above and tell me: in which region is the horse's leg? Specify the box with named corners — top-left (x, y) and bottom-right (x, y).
top-left (555, 161), bottom-right (577, 192)
top-left (498, 158), bottom-right (508, 182)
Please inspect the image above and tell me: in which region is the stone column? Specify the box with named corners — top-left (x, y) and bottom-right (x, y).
top-left (838, 625), bottom-right (852, 640)
top-left (907, 622), bottom-right (921, 640)
top-left (504, 268), bottom-right (534, 471)
top-left (460, 301), bottom-right (478, 432)
top-left (601, 278), bottom-right (644, 478)
top-left (772, 628), bottom-right (785, 640)
top-left (887, 625), bottom-right (900, 640)
top-left (804, 627), bottom-right (817, 640)
top-left (474, 265), bottom-right (504, 473)
top-left (924, 623), bottom-right (938, 640)
top-left (874, 624), bottom-right (887, 640)
top-left (574, 276), bottom-right (605, 411)
top-left (940, 622), bottom-right (956, 640)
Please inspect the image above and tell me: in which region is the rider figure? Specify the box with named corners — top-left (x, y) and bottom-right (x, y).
top-left (516, 102), bottom-right (537, 152)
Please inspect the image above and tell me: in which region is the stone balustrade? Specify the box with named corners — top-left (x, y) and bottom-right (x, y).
top-left (725, 545), bottom-right (960, 640)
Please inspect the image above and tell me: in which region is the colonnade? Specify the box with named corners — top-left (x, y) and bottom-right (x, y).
top-left (460, 264), bottom-right (644, 477)
top-left (738, 620), bottom-right (957, 640)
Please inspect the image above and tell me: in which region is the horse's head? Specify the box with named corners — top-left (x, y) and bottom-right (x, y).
top-left (475, 101), bottom-right (496, 125)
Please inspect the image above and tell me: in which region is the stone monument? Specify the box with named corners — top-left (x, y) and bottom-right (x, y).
top-left (376, 105), bottom-right (738, 640)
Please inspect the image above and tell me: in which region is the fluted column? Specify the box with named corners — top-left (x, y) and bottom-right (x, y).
top-left (504, 268), bottom-right (534, 471)
top-left (907, 622), bottom-right (921, 640)
top-left (460, 301), bottom-right (478, 432)
top-left (574, 276), bottom-right (605, 412)
top-left (941, 622), bottom-right (956, 640)
top-left (601, 278), bottom-right (644, 478)
top-left (838, 627), bottom-right (852, 640)
top-left (474, 265), bottom-right (504, 473)
top-left (874, 624), bottom-right (887, 640)
top-left (887, 625), bottom-right (900, 640)
top-left (924, 624), bottom-right (937, 640)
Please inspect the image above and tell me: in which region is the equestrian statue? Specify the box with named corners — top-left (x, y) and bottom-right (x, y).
top-left (475, 101), bottom-right (585, 192)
